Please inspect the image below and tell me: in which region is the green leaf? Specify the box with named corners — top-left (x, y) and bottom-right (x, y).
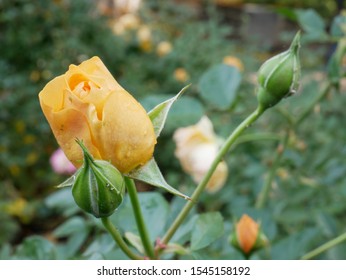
top-left (331, 14), bottom-right (346, 37)
top-left (44, 188), bottom-right (79, 217)
top-left (14, 236), bottom-right (57, 260)
top-left (124, 232), bottom-right (145, 254)
top-left (315, 211), bottom-right (338, 238)
top-left (171, 215), bottom-right (198, 244)
top-left (0, 244), bottom-right (12, 260)
top-left (271, 228), bottom-right (319, 260)
top-left (165, 96), bottom-right (204, 131)
top-left (295, 9), bottom-right (328, 41)
top-left (127, 158), bottom-right (190, 200)
top-left (148, 85), bottom-right (190, 137)
top-left (198, 64), bottom-right (241, 110)
top-left (83, 234), bottom-right (115, 258)
top-left (53, 217), bottom-right (87, 237)
top-left (111, 192), bottom-right (170, 242)
top-left (53, 217), bottom-right (89, 259)
top-left (191, 212), bottom-right (224, 251)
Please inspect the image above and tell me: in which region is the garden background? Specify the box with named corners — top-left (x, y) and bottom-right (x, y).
top-left (1, 0), bottom-right (346, 260)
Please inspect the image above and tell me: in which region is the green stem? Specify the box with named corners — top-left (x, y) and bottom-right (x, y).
top-left (101, 217), bottom-right (142, 260)
top-left (295, 82), bottom-right (332, 126)
top-left (124, 176), bottom-right (155, 259)
top-left (301, 231), bottom-right (346, 260)
top-left (162, 106), bottom-right (265, 245)
top-left (255, 130), bottom-right (289, 209)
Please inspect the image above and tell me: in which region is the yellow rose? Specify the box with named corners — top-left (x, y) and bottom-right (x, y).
top-left (173, 116), bottom-right (228, 192)
top-left (39, 56), bottom-right (156, 173)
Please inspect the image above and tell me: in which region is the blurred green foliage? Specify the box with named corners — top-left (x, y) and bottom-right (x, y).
top-left (1, 0), bottom-right (346, 260)
top-left (246, 0), bottom-right (337, 18)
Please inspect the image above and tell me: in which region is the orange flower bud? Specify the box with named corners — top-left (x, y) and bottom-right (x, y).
top-left (230, 214), bottom-right (268, 256)
top-left (39, 56), bottom-right (156, 173)
top-left (236, 214), bottom-right (259, 254)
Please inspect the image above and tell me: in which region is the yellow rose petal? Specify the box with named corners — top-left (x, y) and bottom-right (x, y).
top-left (100, 90), bottom-right (156, 173)
top-left (39, 75), bottom-right (68, 111)
top-left (41, 103), bottom-right (102, 167)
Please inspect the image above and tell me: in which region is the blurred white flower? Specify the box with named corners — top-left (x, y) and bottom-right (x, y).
top-left (111, 13), bottom-right (140, 35)
top-left (113, 0), bottom-right (142, 14)
top-left (50, 148), bottom-right (76, 175)
top-left (137, 25), bottom-right (152, 52)
top-left (173, 116), bottom-right (228, 193)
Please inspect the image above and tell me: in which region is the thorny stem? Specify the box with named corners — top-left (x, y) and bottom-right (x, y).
top-left (161, 106), bottom-right (265, 245)
top-left (101, 217), bottom-right (142, 260)
top-left (125, 176), bottom-right (155, 259)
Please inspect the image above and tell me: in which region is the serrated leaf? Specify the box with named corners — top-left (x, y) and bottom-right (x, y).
top-left (125, 232), bottom-right (145, 254)
top-left (198, 64), bottom-right (241, 110)
top-left (148, 85), bottom-right (190, 137)
top-left (127, 158), bottom-right (190, 200)
top-left (191, 212), bottom-right (224, 251)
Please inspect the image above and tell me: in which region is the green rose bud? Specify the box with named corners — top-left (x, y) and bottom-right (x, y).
top-left (71, 139), bottom-right (125, 218)
top-left (257, 31), bottom-right (301, 110)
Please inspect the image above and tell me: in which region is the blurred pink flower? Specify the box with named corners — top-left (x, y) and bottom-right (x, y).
top-left (50, 148), bottom-right (76, 175)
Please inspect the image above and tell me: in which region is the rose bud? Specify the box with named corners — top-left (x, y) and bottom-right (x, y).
top-left (71, 140), bottom-right (125, 218)
top-left (39, 56), bottom-right (156, 173)
top-left (257, 32), bottom-right (301, 110)
top-left (230, 214), bottom-right (268, 257)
